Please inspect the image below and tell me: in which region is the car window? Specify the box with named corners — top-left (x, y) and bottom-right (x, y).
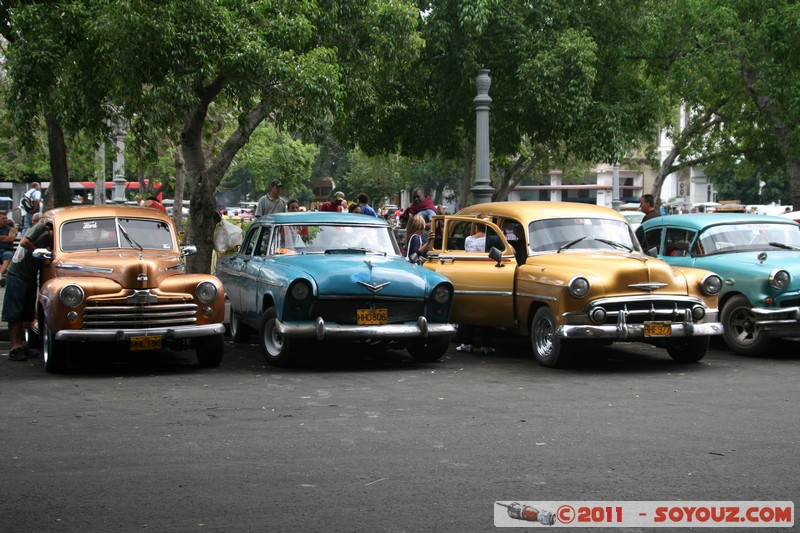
top-left (279, 224), bottom-right (400, 255)
top-left (529, 218), bottom-right (638, 252)
top-left (60, 217), bottom-right (173, 252)
top-left (664, 228), bottom-right (697, 257)
top-left (240, 226), bottom-right (260, 257)
top-left (642, 227), bottom-right (663, 252)
top-left (698, 222), bottom-right (800, 254)
top-left (256, 226), bottom-right (273, 256)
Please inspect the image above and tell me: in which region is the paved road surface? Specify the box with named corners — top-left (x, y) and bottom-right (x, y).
top-left (1, 332), bottom-right (798, 531)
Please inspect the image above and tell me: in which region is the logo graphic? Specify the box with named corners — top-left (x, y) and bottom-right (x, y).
top-left (496, 502), bottom-right (556, 525)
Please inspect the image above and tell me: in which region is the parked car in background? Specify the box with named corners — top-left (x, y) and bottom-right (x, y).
top-left (640, 213), bottom-right (800, 356)
top-left (29, 205), bottom-right (226, 372)
top-left (422, 202), bottom-right (724, 367)
top-left (215, 212), bottom-right (456, 366)
top-left (621, 210), bottom-right (645, 229)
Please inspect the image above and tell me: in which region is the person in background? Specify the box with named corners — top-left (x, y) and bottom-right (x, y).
top-left (464, 215), bottom-right (487, 252)
top-left (356, 193), bottom-right (377, 217)
top-left (639, 194), bottom-right (659, 223)
top-left (0, 211), bottom-right (17, 287)
top-left (320, 191), bottom-right (347, 212)
top-left (141, 196), bottom-right (167, 213)
top-left (20, 182), bottom-right (42, 234)
top-left (2, 219), bottom-right (53, 361)
top-left (404, 214), bottom-right (431, 260)
top-left (348, 203), bottom-right (362, 214)
top-left (287, 199), bottom-right (301, 212)
top-left (399, 187), bottom-right (437, 228)
top-left (256, 180), bottom-right (287, 216)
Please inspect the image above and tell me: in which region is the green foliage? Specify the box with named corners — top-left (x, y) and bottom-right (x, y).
top-left (230, 123), bottom-right (319, 201)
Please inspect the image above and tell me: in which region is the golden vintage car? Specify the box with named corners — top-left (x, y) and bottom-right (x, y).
top-left (28, 205), bottom-right (225, 373)
top-left (422, 201), bottom-right (724, 367)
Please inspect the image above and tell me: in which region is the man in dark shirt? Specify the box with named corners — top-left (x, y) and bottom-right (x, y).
top-left (2, 220), bottom-right (53, 361)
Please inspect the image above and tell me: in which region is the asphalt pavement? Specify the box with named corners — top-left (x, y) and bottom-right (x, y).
top-left (1, 329), bottom-right (798, 532)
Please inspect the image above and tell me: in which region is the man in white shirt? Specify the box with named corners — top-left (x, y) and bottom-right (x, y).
top-left (20, 182), bottom-right (42, 234)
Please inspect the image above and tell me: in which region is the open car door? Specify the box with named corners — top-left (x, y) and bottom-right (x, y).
top-left (423, 215), bottom-right (517, 327)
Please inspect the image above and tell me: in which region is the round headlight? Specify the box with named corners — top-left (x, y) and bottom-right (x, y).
top-left (290, 281), bottom-right (311, 301)
top-left (432, 284), bottom-right (452, 304)
top-left (568, 276), bottom-right (590, 298)
top-left (701, 274), bottom-right (722, 295)
top-left (770, 269), bottom-right (790, 290)
top-left (59, 285), bottom-right (85, 308)
top-left (196, 281), bottom-right (218, 304)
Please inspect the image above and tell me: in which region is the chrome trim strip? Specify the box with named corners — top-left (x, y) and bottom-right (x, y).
top-left (276, 317), bottom-right (457, 340)
top-left (56, 264), bottom-right (114, 274)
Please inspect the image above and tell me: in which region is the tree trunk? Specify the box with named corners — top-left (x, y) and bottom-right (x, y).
top-left (788, 157), bottom-right (800, 210)
top-left (44, 110), bottom-right (72, 209)
top-left (182, 94), bottom-right (272, 274)
top-left (169, 139), bottom-right (186, 236)
top-left (460, 141), bottom-right (473, 210)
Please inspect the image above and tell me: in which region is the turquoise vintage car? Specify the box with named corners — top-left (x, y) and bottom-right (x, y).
top-left (215, 212), bottom-right (456, 366)
top-left (641, 213), bottom-right (800, 355)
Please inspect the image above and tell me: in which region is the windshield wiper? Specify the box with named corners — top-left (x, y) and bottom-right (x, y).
top-left (595, 238), bottom-right (633, 252)
top-left (768, 241), bottom-right (800, 251)
top-left (323, 247), bottom-right (385, 255)
top-left (116, 220), bottom-right (143, 251)
top-left (557, 237), bottom-right (586, 253)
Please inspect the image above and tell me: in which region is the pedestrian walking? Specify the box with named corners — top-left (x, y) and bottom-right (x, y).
top-left (356, 193), bottom-right (377, 217)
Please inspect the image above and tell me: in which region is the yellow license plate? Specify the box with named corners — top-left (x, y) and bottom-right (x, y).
top-left (357, 308), bottom-right (388, 325)
top-left (644, 322), bottom-right (671, 337)
top-left (131, 336), bottom-right (162, 351)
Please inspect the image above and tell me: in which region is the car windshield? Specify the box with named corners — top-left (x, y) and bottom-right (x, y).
top-left (529, 217), bottom-right (639, 253)
top-left (697, 222), bottom-right (800, 255)
top-left (273, 223), bottom-right (400, 256)
top-left (60, 217), bottom-right (174, 252)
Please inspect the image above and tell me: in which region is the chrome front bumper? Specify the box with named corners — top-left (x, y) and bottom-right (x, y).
top-left (55, 323), bottom-right (226, 342)
top-left (752, 305), bottom-right (800, 336)
top-left (276, 316), bottom-right (457, 341)
top-left (558, 309), bottom-right (723, 339)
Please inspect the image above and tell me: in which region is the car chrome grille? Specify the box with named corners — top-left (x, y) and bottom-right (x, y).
top-left (315, 298), bottom-right (424, 324)
top-left (82, 303), bottom-right (198, 328)
top-left (588, 296), bottom-right (703, 325)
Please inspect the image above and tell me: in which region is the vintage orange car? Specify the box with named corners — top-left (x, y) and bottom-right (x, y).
top-left (28, 205), bottom-right (225, 373)
top-left (422, 202), bottom-right (724, 367)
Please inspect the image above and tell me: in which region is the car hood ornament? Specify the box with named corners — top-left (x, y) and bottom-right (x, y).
top-left (629, 282), bottom-right (668, 292)
top-left (357, 280), bottom-right (391, 293)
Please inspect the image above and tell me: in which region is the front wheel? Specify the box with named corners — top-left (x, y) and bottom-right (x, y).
top-left (721, 294), bottom-right (772, 356)
top-left (666, 336), bottom-right (709, 363)
top-left (407, 336), bottom-right (449, 362)
top-left (230, 309), bottom-right (254, 343)
top-left (259, 306), bottom-right (293, 367)
top-left (196, 334), bottom-right (224, 368)
top-left (43, 324), bottom-right (69, 374)
top-left (530, 306), bottom-right (573, 368)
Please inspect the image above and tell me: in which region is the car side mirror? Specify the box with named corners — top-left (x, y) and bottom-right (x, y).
top-left (181, 244), bottom-right (197, 257)
top-left (32, 248), bottom-right (52, 260)
top-left (646, 246), bottom-right (659, 257)
top-left (408, 252), bottom-right (425, 265)
top-left (488, 246), bottom-right (505, 267)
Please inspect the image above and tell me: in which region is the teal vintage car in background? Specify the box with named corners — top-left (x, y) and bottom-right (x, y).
top-left (215, 212), bottom-right (456, 366)
top-left (640, 213), bottom-right (800, 356)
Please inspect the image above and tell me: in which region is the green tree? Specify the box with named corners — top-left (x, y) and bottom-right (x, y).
top-left (349, 0), bottom-right (667, 206)
top-left (642, 0), bottom-right (800, 205)
top-left (94, 0), bottom-right (421, 272)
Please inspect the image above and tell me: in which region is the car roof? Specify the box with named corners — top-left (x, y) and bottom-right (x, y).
top-left (642, 213), bottom-right (800, 231)
top-left (255, 211), bottom-right (391, 226)
top-left (44, 204), bottom-right (173, 224)
top-left (456, 201), bottom-right (628, 222)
